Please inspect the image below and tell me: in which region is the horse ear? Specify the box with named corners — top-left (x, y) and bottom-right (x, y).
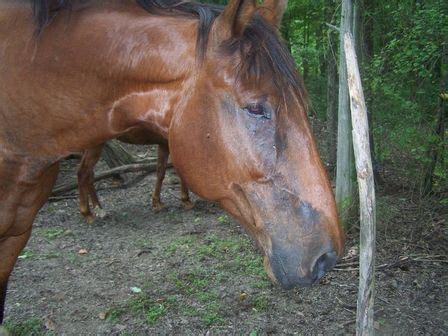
top-left (215, 0), bottom-right (258, 39)
top-left (214, 0), bottom-right (287, 41)
top-left (257, 0), bottom-right (287, 28)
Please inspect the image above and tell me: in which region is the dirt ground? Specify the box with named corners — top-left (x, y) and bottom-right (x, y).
top-left (3, 144), bottom-right (448, 335)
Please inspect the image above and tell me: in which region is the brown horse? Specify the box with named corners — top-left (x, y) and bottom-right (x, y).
top-left (78, 128), bottom-right (193, 223)
top-left (0, 0), bottom-right (344, 323)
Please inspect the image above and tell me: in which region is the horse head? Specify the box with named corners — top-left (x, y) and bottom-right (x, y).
top-left (169, 0), bottom-right (344, 288)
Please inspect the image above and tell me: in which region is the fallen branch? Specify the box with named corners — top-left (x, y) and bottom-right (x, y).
top-left (48, 195), bottom-right (79, 202)
top-left (326, 22), bottom-right (340, 32)
top-left (334, 254), bottom-right (448, 271)
top-left (52, 162), bottom-right (170, 196)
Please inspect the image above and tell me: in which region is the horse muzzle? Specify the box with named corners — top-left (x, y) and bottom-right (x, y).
top-left (264, 247), bottom-right (338, 289)
top-left (225, 179), bottom-right (344, 289)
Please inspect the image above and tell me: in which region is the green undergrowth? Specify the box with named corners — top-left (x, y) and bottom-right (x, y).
top-left (107, 227), bottom-right (272, 328)
top-left (3, 317), bottom-right (54, 336)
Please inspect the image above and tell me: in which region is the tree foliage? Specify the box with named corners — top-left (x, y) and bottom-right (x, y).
top-left (202, 0), bottom-right (448, 195)
top-left (282, 0), bottom-right (448, 195)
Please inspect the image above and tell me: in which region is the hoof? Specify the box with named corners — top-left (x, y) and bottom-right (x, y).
top-left (182, 200), bottom-right (194, 210)
top-left (85, 214), bottom-right (96, 224)
top-left (94, 206), bottom-right (107, 219)
top-left (152, 201), bottom-right (165, 212)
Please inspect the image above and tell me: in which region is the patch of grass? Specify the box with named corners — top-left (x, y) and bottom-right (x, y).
top-left (39, 228), bottom-right (67, 240)
top-left (195, 290), bottom-right (218, 303)
top-left (18, 248), bottom-right (34, 260)
top-left (196, 233), bottom-right (255, 261)
top-left (252, 293), bottom-right (269, 312)
top-left (107, 307), bottom-right (127, 323)
top-left (146, 303), bottom-right (167, 325)
top-left (4, 317), bottom-right (46, 336)
top-left (128, 294), bottom-right (152, 314)
top-left (166, 235), bottom-right (196, 255)
top-left (253, 278), bottom-right (271, 289)
top-left (107, 230), bottom-right (270, 329)
top-left (178, 304), bottom-right (200, 317)
top-left (111, 293), bottom-right (174, 326)
top-left (202, 304), bottom-right (223, 326)
top-left (217, 215), bottom-right (229, 224)
top-left (40, 252), bottom-right (61, 259)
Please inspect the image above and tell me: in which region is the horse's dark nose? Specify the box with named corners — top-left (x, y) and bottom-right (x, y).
top-left (267, 246), bottom-right (339, 289)
top-left (311, 251), bottom-right (338, 282)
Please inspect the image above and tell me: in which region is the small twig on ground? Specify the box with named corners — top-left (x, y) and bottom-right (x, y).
top-left (376, 296), bottom-right (391, 305)
top-left (48, 195), bottom-right (78, 201)
top-left (334, 254), bottom-right (448, 272)
top-left (135, 249), bottom-right (153, 257)
top-left (336, 296), bottom-right (357, 310)
top-left (341, 309), bottom-right (384, 327)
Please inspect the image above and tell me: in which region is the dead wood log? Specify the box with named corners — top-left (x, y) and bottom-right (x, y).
top-left (344, 31), bottom-right (376, 336)
top-left (51, 162), bottom-right (171, 196)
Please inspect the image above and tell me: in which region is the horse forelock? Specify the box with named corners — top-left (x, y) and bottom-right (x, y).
top-left (220, 15), bottom-right (308, 119)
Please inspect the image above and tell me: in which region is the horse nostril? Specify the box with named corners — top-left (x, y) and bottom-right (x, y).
top-left (311, 251), bottom-right (338, 282)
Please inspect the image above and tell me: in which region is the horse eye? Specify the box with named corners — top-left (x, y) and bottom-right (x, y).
top-left (245, 103), bottom-right (267, 117)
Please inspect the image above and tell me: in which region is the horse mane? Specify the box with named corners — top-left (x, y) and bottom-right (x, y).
top-left (32, 0), bottom-right (220, 61)
top-left (31, 0), bottom-right (307, 109)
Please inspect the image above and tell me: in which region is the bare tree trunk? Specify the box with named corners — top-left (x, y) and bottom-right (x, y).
top-left (336, 0), bottom-right (357, 228)
top-left (325, 0), bottom-right (338, 172)
top-left (344, 32), bottom-right (376, 336)
top-left (422, 43), bottom-right (447, 195)
top-left (326, 39), bottom-right (338, 173)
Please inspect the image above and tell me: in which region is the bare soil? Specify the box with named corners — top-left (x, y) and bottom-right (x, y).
top-left (3, 145), bottom-right (448, 335)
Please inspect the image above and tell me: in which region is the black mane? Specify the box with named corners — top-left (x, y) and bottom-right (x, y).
top-left (31, 0), bottom-right (306, 107)
top-left (32, 0), bottom-right (221, 61)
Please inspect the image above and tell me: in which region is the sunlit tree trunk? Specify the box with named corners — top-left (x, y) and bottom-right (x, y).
top-left (326, 41), bottom-right (338, 172)
top-left (336, 0), bottom-right (357, 228)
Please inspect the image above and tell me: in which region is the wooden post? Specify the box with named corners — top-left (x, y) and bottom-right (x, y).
top-left (344, 32), bottom-right (376, 336)
top-left (336, 0), bottom-right (356, 228)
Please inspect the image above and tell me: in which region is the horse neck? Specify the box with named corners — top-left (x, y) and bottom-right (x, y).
top-left (2, 2), bottom-right (199, 156)
top-left (62, 4), bottom-right (199, 135)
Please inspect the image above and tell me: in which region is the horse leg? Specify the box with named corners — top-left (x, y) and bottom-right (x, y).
top-left (152, 144), bottom-right (169, 212)
top-left (0, 232), bottom-right (31, 325)
top-left (0, 160), bottom-right (59, 324)
top-left (77, 144), bottom-right (104, 224)
top-left (180, 178), bottom-right (194, 209)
